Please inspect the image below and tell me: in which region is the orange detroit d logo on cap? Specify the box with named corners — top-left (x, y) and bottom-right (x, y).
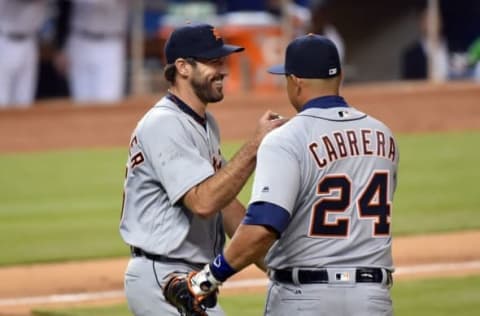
top-left (211, 27), bottom-right (221, 40)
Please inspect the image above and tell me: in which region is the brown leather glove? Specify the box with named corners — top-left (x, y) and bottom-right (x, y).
top-left (163, 272), bottom-right (218, 316)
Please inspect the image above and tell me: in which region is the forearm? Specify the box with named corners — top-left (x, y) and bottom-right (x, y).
top-left (183, 140), bottom-right (257, 217)
top-left (183, 110), bottom-right (287, 217)
top-left (222, 199), bottom-right (246, 238)
top-left (224, 224), bottom-right (276, 272)
top-left (224, 202), bottom-right (268, 271)
top-left (189, 224), bottom-right (276, 296)
top-left (254, 257), bottom-right (267, 272)
top-left (203, 139), bottom-right (257, 206)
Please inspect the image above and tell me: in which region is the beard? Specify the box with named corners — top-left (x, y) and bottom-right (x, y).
top-left (190, 72), bottom-right (225, 103)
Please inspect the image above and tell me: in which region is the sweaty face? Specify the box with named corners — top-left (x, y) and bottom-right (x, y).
top-left (190, 58), bottom-right (227, 103)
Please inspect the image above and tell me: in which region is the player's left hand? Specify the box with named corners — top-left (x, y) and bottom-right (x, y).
top-left (163, 271), bottom-right (219, 316)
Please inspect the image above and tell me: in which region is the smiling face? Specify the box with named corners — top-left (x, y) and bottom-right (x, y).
top-left (189, 57), bottom-right (227, 103)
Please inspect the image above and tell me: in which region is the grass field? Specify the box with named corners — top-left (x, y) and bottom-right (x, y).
top-left (0, 131), bottom-right (479, 266)
top-left (32, 275), bottom-right (480, 316)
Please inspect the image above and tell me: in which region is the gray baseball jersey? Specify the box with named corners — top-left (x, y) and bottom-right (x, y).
top-left (249, 96), bottom-right (399, 271)
top-left (119, 94), bottom-right (226, 264)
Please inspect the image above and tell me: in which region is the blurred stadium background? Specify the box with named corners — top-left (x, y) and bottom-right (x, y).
top-left (33, 0), bottom-right (480, 101)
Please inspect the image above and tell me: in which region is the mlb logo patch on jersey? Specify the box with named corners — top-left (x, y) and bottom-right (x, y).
top-left (261, 186), bottom-right (270, 193)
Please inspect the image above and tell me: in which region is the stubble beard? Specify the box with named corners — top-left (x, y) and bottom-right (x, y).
top-left (191, 73), bottom-right (224, 104)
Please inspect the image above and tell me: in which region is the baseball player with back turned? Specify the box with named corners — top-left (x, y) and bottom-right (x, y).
top-left (119, 23), bottom-right (287, 316)
top-left (164, 34), bottom-right (400, 316)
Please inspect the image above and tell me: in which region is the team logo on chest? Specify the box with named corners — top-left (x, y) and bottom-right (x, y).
top-left (212, 149), bottom-right (222, 172)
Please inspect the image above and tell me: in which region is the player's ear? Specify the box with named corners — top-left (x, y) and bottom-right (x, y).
top-left (291, 75), bottom-right (302, 96)
top-left (174, 58), bottom-right (190, 78)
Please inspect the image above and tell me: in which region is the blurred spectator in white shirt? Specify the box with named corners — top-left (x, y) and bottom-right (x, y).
top-left (401, 4), bottom-right (449, 80)
top-left (56, 0), bottom-right (130, 104)
top-left (0, 0), bottom-right (49, 108)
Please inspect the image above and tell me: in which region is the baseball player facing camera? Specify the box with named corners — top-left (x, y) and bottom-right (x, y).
top-left (164, 34), bottom-right (399, 316)
top-left (119, 23), bottom-right (286, 316)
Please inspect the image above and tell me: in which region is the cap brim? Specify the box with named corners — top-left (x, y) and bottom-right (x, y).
top-left (195, 44), bottom-right (244, 59)
top-left (267, 64), bottom-right (287, 75)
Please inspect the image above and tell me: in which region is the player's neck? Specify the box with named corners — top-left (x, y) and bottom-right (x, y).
top-left (299, 88), bottom-right (339, 107)
top-left (297, 78), bottom-right (340, 106)
top-left (168, 86), bottom-right (207, 118)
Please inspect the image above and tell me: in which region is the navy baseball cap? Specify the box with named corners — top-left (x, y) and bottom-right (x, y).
top-left (268, 34), bottom-right (341, 78)
top-left (164, 23), bottom-right (244, 64)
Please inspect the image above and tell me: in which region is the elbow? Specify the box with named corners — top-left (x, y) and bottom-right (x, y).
top-left (182, 185), bottom-right (221, 218)
top-left (194, 208), bottom-right (216, 219)
top-left (186, 201), bottom-right (219, 219)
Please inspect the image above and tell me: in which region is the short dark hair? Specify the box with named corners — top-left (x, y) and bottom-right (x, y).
top-left (163, 58), bottom-right (197, 84)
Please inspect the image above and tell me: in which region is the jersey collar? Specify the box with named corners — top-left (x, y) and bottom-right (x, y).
top-left (300, 95), bottom-right (349, 112)
top-left (166, 92), bottom-right (207, 128)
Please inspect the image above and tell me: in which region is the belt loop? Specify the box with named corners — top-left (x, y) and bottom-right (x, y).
top-left (387, 270), bottom-right (393, 288)
top-left (381, 269), bottom-right (392, 288)
top-left (268, 269), bottom-right (275, 280)
top-left (291, 267), bottom-right (301, 286)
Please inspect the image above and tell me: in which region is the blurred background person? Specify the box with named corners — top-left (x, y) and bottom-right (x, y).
top-left (401, 2), bottom-right (449, 81)
top-left (307, 0), bottom-right (345, 62)
top-left (0, 0), bottom-right (49, 108)
top-left (56, 0), bottom-right (130, 104)
top-left (264, 0), bottom-right (312, 37)
top-left (216, 0), bottom-right (277, 27)
top-left (35, 0), bottom-right (71, 100)
top-left (440, 0), bottom-right (480, 81)
top-left (467, 37), bottom-right (480, 82)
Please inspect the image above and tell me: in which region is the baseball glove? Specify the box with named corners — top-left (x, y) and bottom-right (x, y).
top-left (163, 272), bottom-right (218, 316)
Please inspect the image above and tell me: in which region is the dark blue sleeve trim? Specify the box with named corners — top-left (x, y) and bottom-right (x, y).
top-left (242, 202), bottom-right (291, 236)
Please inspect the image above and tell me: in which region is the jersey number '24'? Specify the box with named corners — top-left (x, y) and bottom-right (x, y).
top-left (309, 172), bottom-right (391, 238)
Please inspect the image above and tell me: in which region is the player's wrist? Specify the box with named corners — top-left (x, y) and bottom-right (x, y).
top-left (190, 253), bottom-right (237, 295)
top-left (189, 263), bottom-right (224, 296)
top-left (209, 253), bottom-right (237, 282)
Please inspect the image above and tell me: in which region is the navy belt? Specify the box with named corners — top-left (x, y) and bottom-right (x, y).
top-left (130, 246), bottom-right (204, 270)
top-left (271, 267), bottom-right (392, 285)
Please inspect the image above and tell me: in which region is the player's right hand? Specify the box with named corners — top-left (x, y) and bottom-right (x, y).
top-left (252, 110), bottom-right (288, 146)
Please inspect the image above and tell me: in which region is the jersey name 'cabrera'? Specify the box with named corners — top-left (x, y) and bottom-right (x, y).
top-left (120, 94), bottom-right (225, 264)
top-left (244, 96), bottom-right (399, 271)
